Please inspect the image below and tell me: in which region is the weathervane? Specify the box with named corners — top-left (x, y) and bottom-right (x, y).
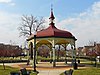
top-left (49, 4), bottom-right (55, 25)
top-left (51, 4), bottom-right (53, 12)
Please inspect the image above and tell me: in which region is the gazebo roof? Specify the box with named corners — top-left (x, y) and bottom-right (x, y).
top-left (36, 23), bottom-right (74, 38)
top-left (27, 9), bottom-right (76, 41)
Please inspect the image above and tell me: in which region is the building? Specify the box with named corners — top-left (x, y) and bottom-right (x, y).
top-left (0, 43), bottom-right (22, 57)
top-left (77, 43), bottom-right (100, 56)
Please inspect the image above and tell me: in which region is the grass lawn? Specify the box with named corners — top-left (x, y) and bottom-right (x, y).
top-left (0, 65), bottom-right (37, 75)
top-left (60, 67), bottom-right (100, 75)
top-left (73, 67), bottom-right (100, 75)
top-left (0, 65), bottom-right (19, 75)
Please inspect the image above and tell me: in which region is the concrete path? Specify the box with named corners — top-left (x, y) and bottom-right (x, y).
top-left (38, 70), bottom-right (65, 75)
top-left (1, 62), bottom-right (73, 75)
top-left (36, 62), bottom-right (71, 75)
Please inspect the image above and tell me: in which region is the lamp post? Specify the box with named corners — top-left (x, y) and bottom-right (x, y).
top-left (71, 45), bottom-right (77, 69)
top-left (33, 33), bottom-right (36, 72)
top-left (73, 46), bottom-right (77, 69)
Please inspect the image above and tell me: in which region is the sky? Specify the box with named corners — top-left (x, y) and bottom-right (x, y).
top-left (0, 0), bottom-right (100, 47)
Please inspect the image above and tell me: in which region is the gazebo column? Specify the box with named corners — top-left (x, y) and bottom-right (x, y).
top-left (50, 45), bottom-right (52, 63)
top-left (64, 44), bottom-right (67, 64)
top-left (73, 44), bottom-right (76, 62)
top-left (50, 50), bottom-right (52, 63)
top-left (27, 47), bottom-right (30, 65)
top-left (71, 44), bottom-right (74, 67)
top-left (52, 40), bottom-right (56, 67)
top-left (57, 45), bottom-right (60, 61)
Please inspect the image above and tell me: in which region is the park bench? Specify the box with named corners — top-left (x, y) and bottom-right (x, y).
top-left (20, 68), bottom-right (31, 75)
top-left (64, 69), bottom-right (73, 75)
top-left (10, 71), bottom-right (20, 75)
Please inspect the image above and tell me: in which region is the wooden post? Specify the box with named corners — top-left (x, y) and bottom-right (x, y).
top-left (57, 45), bottom-right (60, 61)
top-left (71, 45), bottom-right (74, 67)
top-left (65, 44), bottom-right (67, 64)
top-left (52, 40), bottom-right (56, 67)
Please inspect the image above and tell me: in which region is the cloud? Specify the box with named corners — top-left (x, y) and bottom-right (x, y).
top-left (0, 11), bottom-right (23, 45)
top-left (0, 0), bottom-right (12, 3)
top-left (0, 0), bottom-right (15, 6)
top-left (10, 2), bottom-right (15, 6)
top-left (57, 1), bottom-right (100, 47)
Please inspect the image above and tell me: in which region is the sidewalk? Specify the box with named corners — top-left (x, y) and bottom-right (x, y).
top-left (2, 62), bottom-right (73, 75)
top-left (36, 62), bottom-right (72, 75)
top-left (38, 70), bottom-right (65, 75)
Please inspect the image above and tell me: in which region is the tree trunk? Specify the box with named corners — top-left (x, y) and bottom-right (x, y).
top-left (3, 61), bottom-right (5, 70)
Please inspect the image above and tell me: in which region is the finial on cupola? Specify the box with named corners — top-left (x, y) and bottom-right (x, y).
top-left (49, 4), bottom-right (55, 25)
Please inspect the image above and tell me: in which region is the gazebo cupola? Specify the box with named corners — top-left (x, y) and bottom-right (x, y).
top-left (49, 8), bottom-right (55, 25)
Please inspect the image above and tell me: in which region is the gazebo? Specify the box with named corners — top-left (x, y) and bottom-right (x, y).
top-left (27, 9), bottom-right (77, 68)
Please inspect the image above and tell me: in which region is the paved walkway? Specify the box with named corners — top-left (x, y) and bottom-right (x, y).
top-left (0, 62), bottom-right (85, 75)
top-left (36, 62), bottom-right (72, 75)
top-left (38, 70), bottom-right (65, 75)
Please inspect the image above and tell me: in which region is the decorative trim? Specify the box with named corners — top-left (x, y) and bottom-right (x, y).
top-left (27, 36), bottom-right (77, 41)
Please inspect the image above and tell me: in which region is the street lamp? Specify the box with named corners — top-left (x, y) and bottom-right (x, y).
top-left (33, 32), bottom-right (36, 72)
top-left (71, 45), bottom-right (77, 69)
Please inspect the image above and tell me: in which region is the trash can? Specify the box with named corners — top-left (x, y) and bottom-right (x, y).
top-left (73, 62), bottom-right (78, 69)
top-left (78, 60), bottom-right (80, 63)
top-left (10, 72), bottom-right (20, 75)
top-left (50, 59), bottom-right (52, 63)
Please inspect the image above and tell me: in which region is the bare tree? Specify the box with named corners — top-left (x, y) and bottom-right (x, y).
top-left (38, 45), bottom-right (50, 58)
top-left (18, 15), bottom-right (45, 61)
top-left (88, 40), bottom-right (96, 46)
top-left (18, 15), bottom-right (45, 37)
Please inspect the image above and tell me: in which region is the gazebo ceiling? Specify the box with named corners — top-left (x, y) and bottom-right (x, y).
top-left (37, 40), bottom-right (51, 44)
